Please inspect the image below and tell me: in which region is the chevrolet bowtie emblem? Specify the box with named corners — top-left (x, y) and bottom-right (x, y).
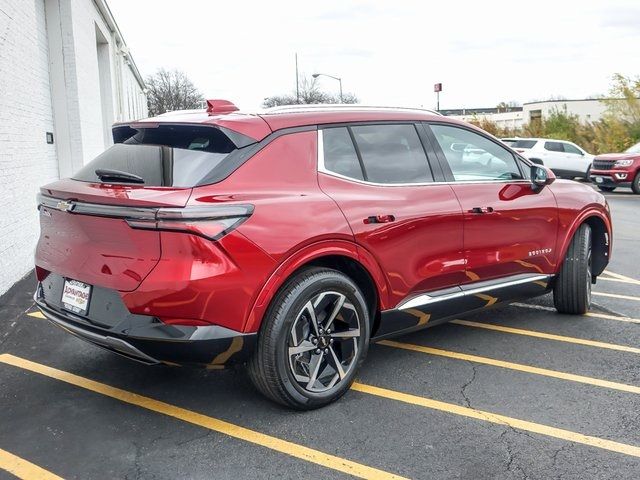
top-left (56, 200), bottom-right (75, 212)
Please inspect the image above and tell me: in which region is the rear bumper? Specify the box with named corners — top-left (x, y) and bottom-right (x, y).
top-left (34, 283), bottom-right (256, 368)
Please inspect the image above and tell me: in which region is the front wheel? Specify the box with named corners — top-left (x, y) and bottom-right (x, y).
top-left (632, 172), bottom-right (640, 194)
top-left (248, 267), bottom-right (370, 409)
top-left (554, 224), bottom-right (592, 314)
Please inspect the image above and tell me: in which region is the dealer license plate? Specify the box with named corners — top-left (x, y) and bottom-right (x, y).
top-left (61, 279), bottom-right (91, 315)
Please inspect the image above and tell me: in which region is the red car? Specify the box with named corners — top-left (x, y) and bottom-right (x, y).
top-left (35, 101), bottom-right (612, 409)
top-left (590, 142), bottom-right (640, 193)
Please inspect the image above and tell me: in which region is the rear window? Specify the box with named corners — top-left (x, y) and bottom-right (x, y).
top-left (511, 140), bottom-right (537, 149)
top-left (73, 125), bottom-right (252, 187)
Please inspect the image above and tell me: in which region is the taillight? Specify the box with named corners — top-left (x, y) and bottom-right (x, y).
top-left (126, 205), bottom-right (253, 241)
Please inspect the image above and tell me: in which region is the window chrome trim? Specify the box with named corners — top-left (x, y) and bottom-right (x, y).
top-left (317, 130), bottom-right (533, 188)
top-left (397, 274), bottom-right (552, 310)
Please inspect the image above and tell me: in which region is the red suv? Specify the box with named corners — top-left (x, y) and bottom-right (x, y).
top-left (35, 101), bottom-right (612, 409)
top-left (590, 142), bottom-right (640, 193)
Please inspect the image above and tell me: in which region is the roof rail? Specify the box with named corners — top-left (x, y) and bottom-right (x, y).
top-left (261, 104), bottom-right (442, 116)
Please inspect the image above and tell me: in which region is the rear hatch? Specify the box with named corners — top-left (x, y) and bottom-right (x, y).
top-left (36, 123), bottom-right (256, 292)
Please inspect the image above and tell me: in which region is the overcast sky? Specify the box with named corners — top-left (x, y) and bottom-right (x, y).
top-left (107, 0), bottom-right (640, 110)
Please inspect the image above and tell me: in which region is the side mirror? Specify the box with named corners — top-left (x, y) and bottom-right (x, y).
top-left (531, 165), bottom-right (555, 191)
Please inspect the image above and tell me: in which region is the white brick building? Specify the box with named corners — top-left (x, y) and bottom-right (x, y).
top-left (0, 0), bottom-right (147, 295)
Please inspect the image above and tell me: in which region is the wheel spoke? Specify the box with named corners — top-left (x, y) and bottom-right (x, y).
top-left (324, 294), bottom-right (345, 330)
top-left (330, 328), bottom-right (360, 339)
top-left (303, 300), bottom-right (320, 336)
top-left (306, 353), bottom-right (324, 389)
top-left (328, 346), bottom-right (347, 380)
top-left (288, 340), bottom-right (316, 356)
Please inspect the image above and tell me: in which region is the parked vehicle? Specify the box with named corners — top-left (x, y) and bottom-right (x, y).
top-left (34, 102), bottom-right (612, 409)
top-left (511, 138), bottom-right (594, 179)
top-left (589, 142), bottom-right (640, 193)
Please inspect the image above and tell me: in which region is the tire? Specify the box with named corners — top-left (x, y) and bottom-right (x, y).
top-left (597, 186), bottom-right (616, 192)
top-left (248, 267), bottom-right (370, 409)
top-left (553, 224), bottom-right (592, 314)
top-left (632, 172), bottom-right (640, 194)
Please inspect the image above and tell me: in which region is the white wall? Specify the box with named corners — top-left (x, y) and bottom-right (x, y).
top-left (523, 99), bottom-right (609, 124)
top-left (0, 0), bottom-right (147, 295)
top-left (0, 0), bottom-right (59, 294)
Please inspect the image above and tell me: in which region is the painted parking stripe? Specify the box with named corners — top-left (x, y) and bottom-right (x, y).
top-left (378, 340), bottom-right (640, 395)
top-left (602, 270), bottom-right (640, 285)
top-left (511, 302), bottom-right (640, 324)
top-left (593, 291), bottom-right (640, 302)
top-left (0, 448), bottom-right (63, 480)
top-left (598, 276), bottom-right (639, 285)
top-left (0, 354), bottom-right (406, 480)
top-left (28, 311), bottom-right (45, 319)
top-left (450, 319), bottom-right (640, 354)
top-left (351, 382), bottom-right (640, 458)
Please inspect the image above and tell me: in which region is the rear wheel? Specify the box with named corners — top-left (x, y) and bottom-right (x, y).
top-left (597, 186), bottom-right (616, 192)
top-left (632, 172), bottom-right (640, 194)
top-left (248, 267), bottom-right (370, 409)
top-left (553, 224), bottom-right (592, 314)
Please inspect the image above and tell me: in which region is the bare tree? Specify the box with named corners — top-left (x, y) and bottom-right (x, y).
top-left (263, 75), bottom-right (358, 107)
top-left (146, 68), bottom-right (205, 116)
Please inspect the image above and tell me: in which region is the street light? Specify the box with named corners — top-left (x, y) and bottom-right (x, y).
top-left (312, 73), bottom-right (343, 103)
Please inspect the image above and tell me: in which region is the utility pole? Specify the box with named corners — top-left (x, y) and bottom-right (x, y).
top-left (295, 53), bottom-right (300, 104)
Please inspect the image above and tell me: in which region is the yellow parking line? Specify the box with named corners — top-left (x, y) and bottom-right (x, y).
top-left (603, 270), bottom-right (640, 285)
top-left (378, 340), bottom-right (640, 395)
top-left (593, 291), bottom-right (640, 302)
top-left (510, 302), bottom-right (640, 324)
top-left (0, 448), bottom-right (63, 480)
top-left (0, 354), bottom-right (405, 480)
top-left (28, 311), bottom-right (45, 319)
top-left (599, 276), bottom-right (639, 285)
top-left (450, 319), bottom-right (640, 354)
top-left (351, 382), bottom-right (640, 458)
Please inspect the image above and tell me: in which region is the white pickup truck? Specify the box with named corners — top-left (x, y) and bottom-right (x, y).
top-left (509, 138), bottom-right (594, 179)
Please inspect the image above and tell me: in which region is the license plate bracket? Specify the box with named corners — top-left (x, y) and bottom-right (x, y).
top-left (61, 279), bottom-right (92, 316)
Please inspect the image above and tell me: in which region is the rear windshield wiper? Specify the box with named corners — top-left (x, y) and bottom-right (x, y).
top-left (95, 168), bottom-right (145, 184)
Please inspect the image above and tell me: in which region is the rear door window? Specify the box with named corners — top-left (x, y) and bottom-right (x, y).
top-left (73, 125), bottom-right (252, 187)
top-left (322, 127), bottom-right (364, 180)
top-left (511, 140), bottom-right (537, 149)
top-left (544, 141), bottom-right (564, 152)
top-left (350, 124), bottom-right (433, 184)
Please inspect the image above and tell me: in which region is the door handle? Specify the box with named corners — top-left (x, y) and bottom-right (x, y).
top-left (364, 214), bottom-right (396, 224)
top-left (469, 207), bottom-right (494, 214)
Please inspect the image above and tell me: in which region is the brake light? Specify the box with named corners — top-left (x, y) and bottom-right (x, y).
top-left (126, 205), bottom-right (253, 241)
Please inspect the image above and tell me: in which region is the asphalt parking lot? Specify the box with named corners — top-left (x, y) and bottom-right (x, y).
top-left (1, 188), bottom-right (639, 480)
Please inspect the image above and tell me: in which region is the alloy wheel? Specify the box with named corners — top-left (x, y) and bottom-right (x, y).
top-left (287, 291), bottom-right (361, 393)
